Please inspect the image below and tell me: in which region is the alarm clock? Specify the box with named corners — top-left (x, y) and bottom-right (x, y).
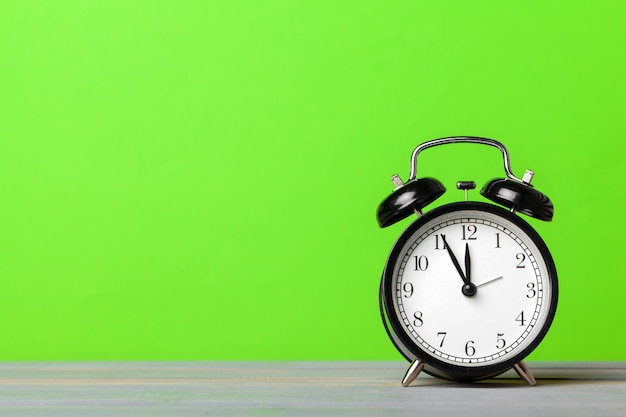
top-left (376, 136), bottom-right (558, 386)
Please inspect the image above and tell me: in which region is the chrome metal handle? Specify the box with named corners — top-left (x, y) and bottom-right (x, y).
top-left (408, 136), bottom-right (527, 183)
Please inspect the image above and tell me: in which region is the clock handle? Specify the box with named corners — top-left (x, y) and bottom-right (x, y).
top-left (408, 136), bottom-right (528, 184)
top-left (406, 136), bottom-right (555, 221)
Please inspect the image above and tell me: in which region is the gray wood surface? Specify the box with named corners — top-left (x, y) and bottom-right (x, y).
top-left (0, 362), bottom-right (624, 416)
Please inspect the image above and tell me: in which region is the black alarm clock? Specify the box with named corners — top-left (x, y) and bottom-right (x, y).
top-left (377, 136), bottom-right (558, 386)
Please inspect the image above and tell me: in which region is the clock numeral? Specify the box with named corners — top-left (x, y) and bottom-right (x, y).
top-left (413, 255), bottom-right (429, 271)
top-left (413, 311), bottom-right (424, 327)
top-left (465, 340), bottom-right (476, 357)
top-left (435, 234), bottom-right (448, 250)
top-left (515, 311), bottom-right (526, 326)
top-left (496, 333), bottom-right (506, 349)
top-left (495, 233), bottom-right (501, 248)
top-left (461, 225), bottom-right (477, 240)
top-left (403, 282), bottom-right (414, 298)
top-left (526, 282), bottom-right (536, 298)
top-left (437, 332), bottom-right (447, 348)
top-left (516, 253), bottom-right (526, 268)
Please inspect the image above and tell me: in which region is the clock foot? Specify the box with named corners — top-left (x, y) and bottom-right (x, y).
top-left (513, 360), bottom-right (537, 386)
top-left (401, 359), bottom-right (424, 387)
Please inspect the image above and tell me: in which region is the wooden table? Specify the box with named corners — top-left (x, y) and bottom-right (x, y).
top-left (0, 362), bottom-right (624, 416)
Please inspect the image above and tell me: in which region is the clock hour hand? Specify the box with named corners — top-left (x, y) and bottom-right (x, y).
top-left (462, 243), bottom-right (477, 297)
top-left (464, 243), bottom-right (471, 284)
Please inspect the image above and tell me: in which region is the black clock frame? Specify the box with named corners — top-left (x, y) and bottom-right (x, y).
top-left (380, 201), bottom-right (558, 382)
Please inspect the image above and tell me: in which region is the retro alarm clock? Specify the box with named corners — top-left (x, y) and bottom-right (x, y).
top-left (377, 136), bottom-right (558, 386)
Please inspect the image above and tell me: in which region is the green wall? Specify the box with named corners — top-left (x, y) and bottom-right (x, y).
top-left (1, 1), bottom-right (624, 361)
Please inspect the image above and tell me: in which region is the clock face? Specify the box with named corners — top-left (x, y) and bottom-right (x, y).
top-left (381, 202), bottom-right (558, 379)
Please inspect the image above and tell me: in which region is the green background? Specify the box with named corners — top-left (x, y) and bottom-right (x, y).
top-left (1, 1), bottom-right (624, 361)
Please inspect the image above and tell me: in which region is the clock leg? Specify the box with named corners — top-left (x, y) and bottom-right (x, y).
top-left (401, 359), bottom-right (424, 387)
top-left (513, 360), bottom-right (537, 386)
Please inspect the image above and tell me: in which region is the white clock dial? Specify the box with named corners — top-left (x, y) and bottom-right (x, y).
top-left (381, 203), bottom-right (557, 378)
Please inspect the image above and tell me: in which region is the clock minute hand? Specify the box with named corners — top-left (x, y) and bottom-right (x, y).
top-left (441, 235), bottom-right (467, 284)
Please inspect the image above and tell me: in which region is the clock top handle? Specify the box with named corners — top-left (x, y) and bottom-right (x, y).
top-left (404, 136), bottom-right (554, 222)
top-left (376, 136), bottom-right (554, 226)
top-left (408, 136), bottom-right (526, 183)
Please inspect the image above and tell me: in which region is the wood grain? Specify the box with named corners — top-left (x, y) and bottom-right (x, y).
top-left (0, 362), bottom-right (623, 416)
